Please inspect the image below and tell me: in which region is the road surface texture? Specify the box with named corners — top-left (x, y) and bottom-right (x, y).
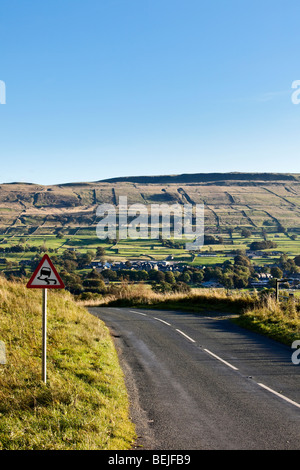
top-left (90, 307), bottom-right (300, 450)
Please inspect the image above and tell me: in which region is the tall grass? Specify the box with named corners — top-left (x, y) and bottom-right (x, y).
top-left (78, 282), bottom-right (258, 314)
top-left (78, 282), bottom-right (300, 345)
top-left (234, 295), bottom-right (300, 345)
top-left (0, 277), bottom-right (136, 450)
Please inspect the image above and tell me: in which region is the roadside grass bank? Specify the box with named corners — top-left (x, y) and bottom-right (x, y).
top-left (233, 296), bottom-right (300, 346)
top-left (78, 283), bottom-right (300, 346)
top-left (0, 277), bottom-right (136, 450)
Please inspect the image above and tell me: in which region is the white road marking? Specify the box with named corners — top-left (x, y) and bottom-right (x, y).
top-left (257, 382), bottom-right (300, 409)
top-left (175, 329), bottom-right (196, 343)
top-left (130, 310), bottom-right (147, 316)
top-left (154, 317), bottom-right (171, 326)
top-left (109, 309), bottom-right (300, 410)
top-left (203, 348), bottom-right (239, 371)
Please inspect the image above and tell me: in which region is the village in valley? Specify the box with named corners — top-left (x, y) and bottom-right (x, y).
top-left (0, 175), bottom-right (300, 298)
top-left (1, 228), bottom-right (299, 299)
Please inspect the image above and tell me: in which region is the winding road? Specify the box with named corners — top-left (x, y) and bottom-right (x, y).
top-left (90, 307), bottom-right (300, 450)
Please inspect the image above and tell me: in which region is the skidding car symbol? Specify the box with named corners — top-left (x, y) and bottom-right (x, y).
top-left (37, 267), bottom-right (57, 285)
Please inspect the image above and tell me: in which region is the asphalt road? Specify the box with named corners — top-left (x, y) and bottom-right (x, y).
top-left (90, 307), bottom-right (300, 450)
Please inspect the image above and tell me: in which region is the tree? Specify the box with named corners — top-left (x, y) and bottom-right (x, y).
top-left (62, 259), bottom-right (77, 272)
top-left (149, 269), bottom-right (165, 282)
top-left (165, 271), bottom-right (176, 284)
top-left (77, 252), bottom-right (93, 269)
top-left (221, 274), bottom-right (234, 289)
top-left (152, 281), bottom-right (172, 293)
top-left (261, 229), bottom-right (267, 241)
top-left (278, 225), bottom-right (286, 233)
top-left (102, 269), bottom-right (117, 281)
top-left (270, 267), bottom-right (283, 279)
top-left (192, 271), bottom-right (204, 284)
top-left (241, 228), bottom-right (252, 238)
top-left (82, 278), bottom-right (106, 293)
top-left (203, 266), bottom-right (216, 281)
top-left (233, 274), bottom-right (248, 288)
top-left (19, 266), bottom-right (26, 277)
top-left (96, 246), bottom-right (106, 257)
top-left (154, 271), bottom-right (165, 283)
top-left (222, 260), bottom-right (233, 272)
top-left (179, 272), bottom-right (191, 283)
top-left (62, 272), bottom-right (83, 294)
top-left (250, 240), bottom-right (277, 250)
top-left (86, 269), bottom-right (104, 280)
top-left (294, 255), bottom-right (300, 267)
top-left (172, 281), bottom-right (191, 294)
top-left (234, 254), bottom-right (251, 267)
top-left (136, 270), bottom-right (149, 281)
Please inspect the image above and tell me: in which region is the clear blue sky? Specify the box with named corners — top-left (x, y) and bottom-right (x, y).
top-left (0, 0), bottom-right (300, 185)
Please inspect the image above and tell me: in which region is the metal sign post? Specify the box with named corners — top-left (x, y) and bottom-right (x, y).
top-left (27, 254), bottom-right (65, 384)
top-left (42, 289), bottom-right (47, 383)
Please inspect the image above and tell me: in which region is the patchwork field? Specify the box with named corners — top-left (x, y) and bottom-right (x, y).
top-left (0, 173), bottom-right (299, 270)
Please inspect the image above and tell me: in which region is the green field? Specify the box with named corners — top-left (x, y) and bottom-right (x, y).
top-left (1, 226), bottom-right (299, 270)
top-left (0, 174), bottom-right (299, 271)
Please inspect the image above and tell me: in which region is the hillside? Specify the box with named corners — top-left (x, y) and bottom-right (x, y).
top-left (100, 172), bottom-right (300, 184)
top-left (0, 172), bottom-right (300, 234)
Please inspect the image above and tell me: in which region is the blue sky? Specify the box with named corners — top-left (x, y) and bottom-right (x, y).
top-left (0, 0), bottom-right (300, 184)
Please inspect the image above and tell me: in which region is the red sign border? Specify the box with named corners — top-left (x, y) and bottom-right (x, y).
top-left (26, 254), bottom-right (65, 289)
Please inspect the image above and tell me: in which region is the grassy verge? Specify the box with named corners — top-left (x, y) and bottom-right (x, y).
top-left (233, 296), bottom-right (300, 346)
top-left (0, 277), bottom-right (136, 450)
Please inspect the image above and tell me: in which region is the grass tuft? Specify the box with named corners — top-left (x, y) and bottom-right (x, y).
top-left (233, 295), bottom-right (300, 345)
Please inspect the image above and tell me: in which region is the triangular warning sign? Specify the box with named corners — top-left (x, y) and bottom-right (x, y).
top-left (26, 254), bottom-right (65, 289)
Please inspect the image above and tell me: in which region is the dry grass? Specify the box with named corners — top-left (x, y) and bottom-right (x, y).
top-left (234, 295), bottom-right (300, 345)
top-left (78, 282), bottom-right (300, 345)
top-left (77, 282), bottom-right (257, 314)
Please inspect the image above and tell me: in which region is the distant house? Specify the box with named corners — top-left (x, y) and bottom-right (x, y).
top-left (257, 273), bottom-right (272, 280)
top-left (90, 258), bottom-right (186, 273)
top-left (91, 261), bottom-right (102, 268)
top-left (249, 273), bottom-right (273, 287)
top-left (246, 250), bottom-right (265, 258)
top-left (201, 280), bottom-right (223, 288)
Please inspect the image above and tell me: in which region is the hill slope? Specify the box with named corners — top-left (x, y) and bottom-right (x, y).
top-left (0, 172), bottom-right (300, 232)
top-left (100, 172), bottom-right (300, 184)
